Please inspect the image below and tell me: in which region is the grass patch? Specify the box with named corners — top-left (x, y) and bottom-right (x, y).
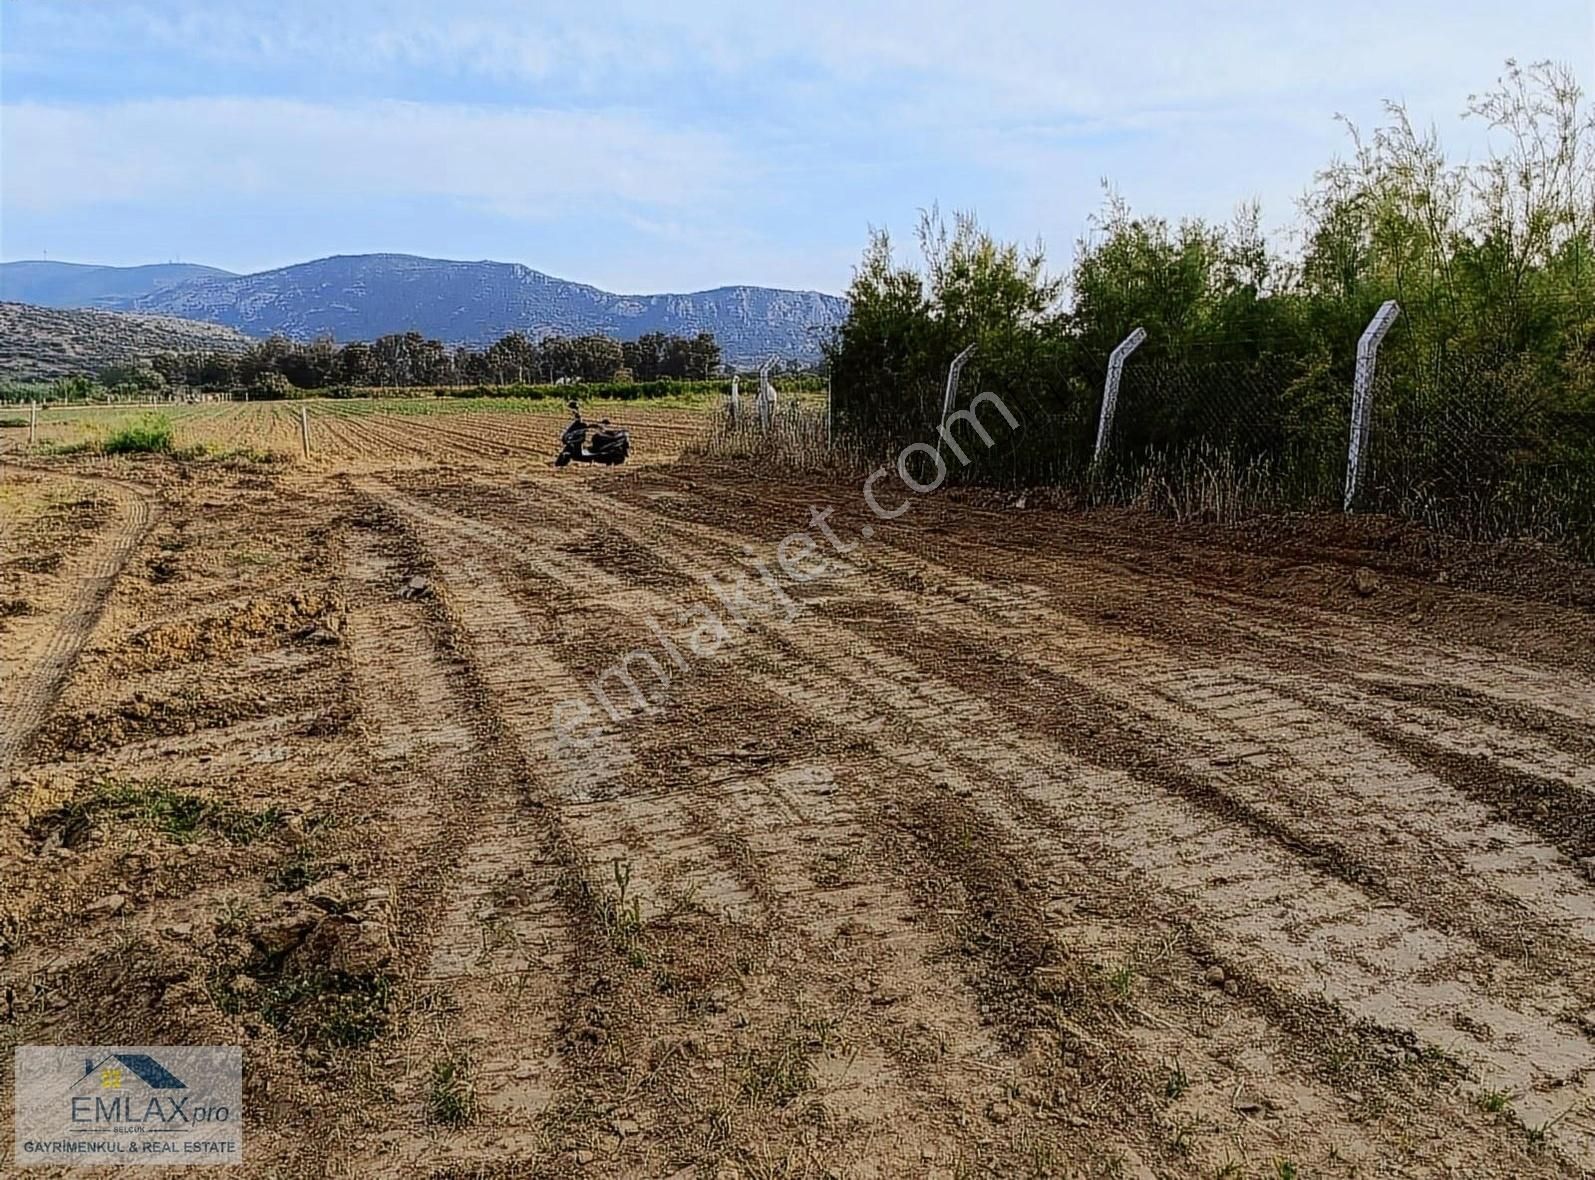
top-left (574, 857), bottom-right (648, 965)
top-left (268, 814), bottom-right (338, 891)
top-left (270, 850), bottom-right (319, 893)
top-left (215, 446), bottom-right (291, 465)
top-left (426, 1055), bottom-right (476, 1126)
top-left (48, 781), bottom-right (283, 846)
top-left (1477, 1088), bottom-right (1511, 1114)
top-left (1105, 961), bottom-right (1136, 1002)
top-left (227, 546), bottom-right (278, 568)
top-left (737, 1038), bottom-right (815, 1108)
top-left (737, 1011), bottom-right (839, 1108)
top-left (1164, 1059), bottom-right (1189, 1100)
top-left (103, 414), bottom-right (175, 455)
top-left (255, 969), bottom-right (391, 1049)
top-left (214, 896), bottom-right (252, 938)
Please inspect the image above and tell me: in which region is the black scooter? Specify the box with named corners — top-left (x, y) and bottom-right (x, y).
top-left (554, 415), bottom-right (630, 467)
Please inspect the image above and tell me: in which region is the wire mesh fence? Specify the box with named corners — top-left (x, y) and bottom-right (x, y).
top-left (1362, 349), bottom-right (1595, 553)
top-left (806, 329), bottom-right (1595, 560)
top-left (1099, 350), bottom-right (1348, 508)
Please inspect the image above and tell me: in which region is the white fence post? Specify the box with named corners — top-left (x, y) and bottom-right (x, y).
top-left (934, 344), bottom-right (977, 465)
top-left (729, 375), bottom-right (740, 424)
top-left (1343, 300), bottom-right (1401, 511)
top-left (1094, 327), bottom-right (1146, 462)
top-left (758, 356), bottom-right (777, 429)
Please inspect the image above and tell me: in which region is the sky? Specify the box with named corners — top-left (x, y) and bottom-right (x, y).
top-left (1, 1), bottom-right (1591, 295)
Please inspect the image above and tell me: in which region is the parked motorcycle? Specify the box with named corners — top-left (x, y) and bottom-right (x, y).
top-left (554, 405), bottom-right (630, 467)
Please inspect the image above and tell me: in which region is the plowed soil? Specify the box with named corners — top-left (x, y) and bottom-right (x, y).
top-left (3, 412), bottom-right (1594, 1179)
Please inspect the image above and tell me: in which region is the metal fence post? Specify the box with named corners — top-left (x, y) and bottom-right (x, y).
top-left (1343, 300), bottom-right (1401, 511)
top-left (1094, 327), bottom-right (1146, 462)
top-left (826, 373), bottom-right (833, 446)
top-left (29, 401), bottom-right (38, 446)
top-left (934, 344), bottom-right (977, 465)
top-left (299, 405), bottom-right (311, 459)
top-left (758, 356), bottom-right (777, 429)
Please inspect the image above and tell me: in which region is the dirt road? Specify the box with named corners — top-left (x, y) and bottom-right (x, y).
top-left (3, 443), bottom-right (1593, 1178)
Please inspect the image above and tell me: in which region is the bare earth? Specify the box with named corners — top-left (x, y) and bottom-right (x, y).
top-left (3, 405), bottom-right (1595, 1179)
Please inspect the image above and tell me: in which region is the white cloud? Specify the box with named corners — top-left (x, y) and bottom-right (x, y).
top-left (11, 1), bottom-right (1586, 114)
top-left (2, 0), bottom-right (1588, 289)
top-left (2, 98), bottom-right (740, 214)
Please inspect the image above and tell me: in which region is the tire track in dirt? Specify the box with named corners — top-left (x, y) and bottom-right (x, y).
top-left (690, 485), bottom-right (1595, 962)
top-left (841, 555), bottom-right (1595, 968)
top-left (370, 484), bottom-right (757, 922)
top-left (340, 490), bottom-right (724, 1173)
top-left (688, 755), bottom-right (1182, 1176)
top-left (760, 633), bottom-right (1565, 1165)
top-left (436, 477), bottom-right (1450, 1174)
top-left (336, 512), bottom-right (573, 1173)
top-left (0, 469), bottom-right (154, 773)
top-left (375, 483), bottom-right (1047, 1177)
top-left (562, 475), bottom-right (1595, 975)
top-left (640, 472), bottom-right (1595, 724)
top-left (1289, 674), bottom-right (1595, 790)
top-left (391, 478), bottom-right (1139, 1175)
top-left (1227, 668), bottom-right (1595, 874)
top-left (796, 619), bottom-right (1595, 1162)
top-left (516, 472), bottom-right (1592, 1169)
top-left (370, 482), bottom-right (937, 1173)
top-left (720, 603), bottom-right (1590, 1168)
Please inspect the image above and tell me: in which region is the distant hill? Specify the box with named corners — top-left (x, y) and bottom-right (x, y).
top-left (20, 253), bottom-right (845, 363)
top-left (0, 261), bottom-right (235, 310)
top-left (0, 302), bottom-right (250, 381)
top-left (2, 253), bottom-right (848, 364)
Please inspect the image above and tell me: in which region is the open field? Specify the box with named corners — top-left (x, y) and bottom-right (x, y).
top-left (0, 398), bottom-right (722, 466)
top-left (3, 403), bottom-right (1595, 1178)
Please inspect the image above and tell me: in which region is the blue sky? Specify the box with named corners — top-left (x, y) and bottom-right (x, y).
top-left (1, 1), bottom-right (1589, 294)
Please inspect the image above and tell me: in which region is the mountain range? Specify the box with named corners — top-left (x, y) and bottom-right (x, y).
top-left (0, 255), bottom-right (848, 362)
top-left (0, 302), bottom-right (250, 382)
top-left (0, 261), bottom-right (235, 309)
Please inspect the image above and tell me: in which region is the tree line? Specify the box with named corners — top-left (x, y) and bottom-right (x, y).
top-left (138, 329), bottom-right (723, 396)
top-left (828, 60), bottom-right (1594, 547)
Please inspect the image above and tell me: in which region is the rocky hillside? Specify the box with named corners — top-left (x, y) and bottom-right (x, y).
top-left (0, 261), bottom-right (234, 309)
top-left (120, 254), bottom-right (847, 363)
top-left (0, 302), bottom-right (250, 381)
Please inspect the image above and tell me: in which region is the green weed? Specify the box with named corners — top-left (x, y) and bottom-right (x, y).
top-left (256, 970), bottom-right (391, 1049)
top-left (55, 781), bottom-right (282, 846)
top-left (426, 1054), bottom-right (476, 1126)
top-left (103, 414), bottom-right (174, 454)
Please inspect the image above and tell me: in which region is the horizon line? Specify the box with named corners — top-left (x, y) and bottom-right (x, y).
top-left (0, 252), bottom-right (850, 300)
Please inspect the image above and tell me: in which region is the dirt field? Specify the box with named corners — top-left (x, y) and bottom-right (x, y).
top-left (3, 402), bottom-right (1595, 1178)
top-left (3, 399), bottom-right (712, 465)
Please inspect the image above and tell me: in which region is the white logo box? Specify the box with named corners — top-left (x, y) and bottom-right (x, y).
top-left (14, 1046), bottom-right (243, 1168)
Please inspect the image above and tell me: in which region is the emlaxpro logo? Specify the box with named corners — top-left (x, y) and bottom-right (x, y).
top-left (70, 1053), bottom-right (202, 1125)
top-left (15, 1046), bottom-right (243, 1167)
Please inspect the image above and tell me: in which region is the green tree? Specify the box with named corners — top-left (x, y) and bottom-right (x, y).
top-left (99, 361), bottom-right (166, 394)
top-left (572, 334), bottom-right (625, 382)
